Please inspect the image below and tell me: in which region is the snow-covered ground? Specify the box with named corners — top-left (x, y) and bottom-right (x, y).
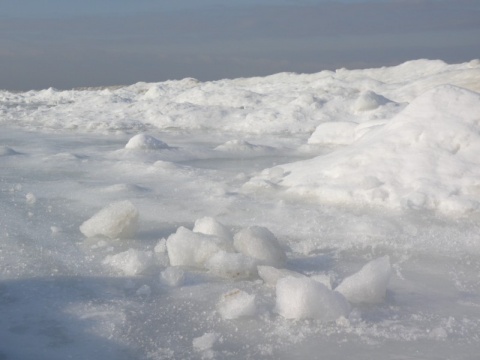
top-left (1, 59), bottom-right (480, 359)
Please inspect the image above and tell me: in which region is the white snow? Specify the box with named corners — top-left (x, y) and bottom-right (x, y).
top-left (276, 276), bottom-right (350, 321)
top-left (80, 200), bottom-right (139, 239)
top-left (2, 59), bottom-right (480, 359)
top-left (217, 289), bottom-right (257, 320)
top-left (335, 256), bottom-right (392, 304)
top-left (233, 226), bottom-right (287, 267)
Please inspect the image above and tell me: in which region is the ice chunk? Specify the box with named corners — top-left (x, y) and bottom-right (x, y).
top-left (102, 249), bottom-right (154, 276)
top-left (166, 226), bottom-right (232, 267)
top-left (335, 256), bottom-right (392, 304)
top-left (160, 267), bottom-right (185, 287)
top-left (257, 265), bottom-right (304, 286)
top-left (217, 289), bottom-right (257, 320)
top-left (193, 217), bottom-right (233, 244)
top-left (233, 226), bottom-right (287, 267)
top-left (276, 276), bottom-right (350, 321)
top-left (206, 251), bottom-right (257, 279)
top-left (80, 200), bottom-right (139, 239)
top-left (25, 192), bottom-right (37, 205)
top-left (125, 134), bottom-right (169, 150)
top-left (192, 332), bottom-right (220, 352)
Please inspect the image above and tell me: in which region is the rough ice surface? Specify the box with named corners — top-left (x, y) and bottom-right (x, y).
top-left (217, 289), bottom-right (257, 320)
top-left (125, 133), bottom-right (169, 150)
top-left (335, 256), bottom-right (392, 304)
top-left (79, 200), bottom-right (139, 239)
top-left (233, 226), bottom-right (287, 267)
top-left (276, 276), bottom-right (351, 321)
top-left (102, 249), bottom-right (154, 276)
top-left (2, 59), bottom-right (480, 359)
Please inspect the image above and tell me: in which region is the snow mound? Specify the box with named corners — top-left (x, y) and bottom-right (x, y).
top-left (233, 226), bottom-right (287, 267)
top-left (257, 265), bottom-right (305, 286)
top-left (125, 134), bottom-right (169, 150)
top-left (273, 85), bottom-right (480, 215)
top-left (217, 289), bottom-right (257, 320)
top-left (166, 226), bottom-right (232, 267)
top-left (102, 249), bottom-right (154, 276)
top-left (205, 251), bottom-right (257, 279)
top-left (80, 200), bottom-right (139, 239)
top-left (308, 121), bottom-right (358, 145)
top-left (352, 90), bottom-right (391, 112)
top-left (276, 277), bottom-right (350, 321)
top-left (193, 217), bottom-right (233, 243)
top-left (335, 256), bottom-right (392, 304)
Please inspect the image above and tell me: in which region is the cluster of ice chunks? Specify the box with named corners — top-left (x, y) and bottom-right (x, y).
top-left (80, 205), bottom-right (392, 322)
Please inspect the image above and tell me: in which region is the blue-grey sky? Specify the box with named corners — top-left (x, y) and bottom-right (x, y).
top-left (1, 0), bottom-right (479, 90)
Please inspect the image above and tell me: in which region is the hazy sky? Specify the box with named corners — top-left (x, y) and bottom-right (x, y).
top-left (1, 0), bottom-right (479, 90)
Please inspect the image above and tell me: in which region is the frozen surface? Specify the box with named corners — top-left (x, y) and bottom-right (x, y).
top-left (1, 59), bottom-right (480, 359)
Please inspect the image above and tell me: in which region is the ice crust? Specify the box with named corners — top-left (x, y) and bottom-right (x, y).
top-left (80, 200), bottom-right (139, 239)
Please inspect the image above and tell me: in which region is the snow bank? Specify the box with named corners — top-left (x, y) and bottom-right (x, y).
top-left (102, 249), bottom-right (154, 276)
top-left (266, 85), bottom-right (480, 215)
top-left (352, 90), bottom-right (391, 112)
top-left (217, 289), bottom-right (257, 320)
top-left (276, 277), bottom-right (350, 321)
top-left (166, 226), bottom-right (232, 267)
top-left (335, 256), bottom-right (392, 304)
top-left (80, 200), bottom-right (139, 239)
top-left (125, 134), bottom-right (169, 150)
top-left (233, 226), bottom-right (287, 267)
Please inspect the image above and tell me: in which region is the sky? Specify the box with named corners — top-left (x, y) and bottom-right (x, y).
top-left (1, 0), bottom-right (479, 91)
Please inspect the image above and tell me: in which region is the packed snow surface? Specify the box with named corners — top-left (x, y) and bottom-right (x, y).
top-left (2, 59), bottom-right (480, 359)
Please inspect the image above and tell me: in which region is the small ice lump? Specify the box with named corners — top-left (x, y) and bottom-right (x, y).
top-left (335, 256), bottom-right (392, 304)
top-left (80, 200), bottom-right (139, 239)
top-left (276, 276), bottom-right (350, 321)
top-left (217, 289), bottom-right (257, 320)
top-left (233, 226), bottom-right (287, 267)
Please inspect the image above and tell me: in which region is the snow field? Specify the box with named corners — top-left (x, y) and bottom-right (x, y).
top-left (2, 59), bottom-right (480, 359)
